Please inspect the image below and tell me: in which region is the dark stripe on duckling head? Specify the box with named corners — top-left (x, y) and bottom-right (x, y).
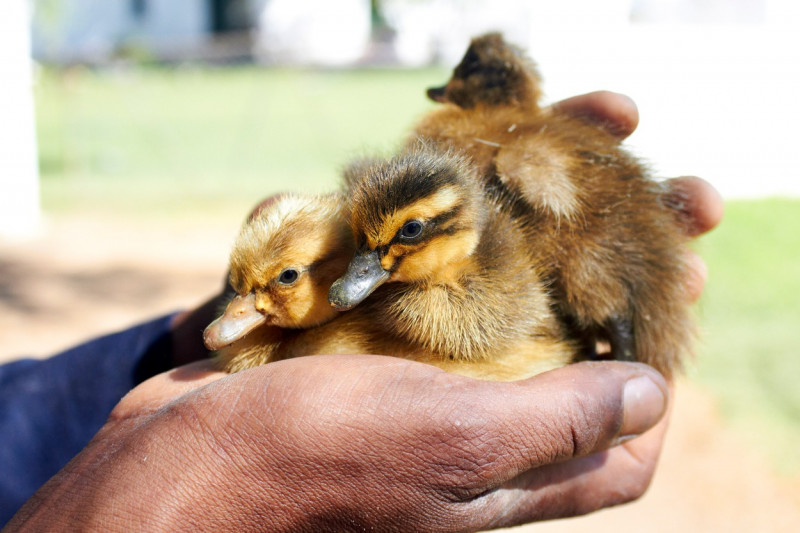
top-left (348, 149), bottom-right (471, 242)
top-left (379, 204), bottom-right (472, 279)
top-left (387, 203), bottom-right (464, 248)
top-left (428, 32), bottom-right (542, 109)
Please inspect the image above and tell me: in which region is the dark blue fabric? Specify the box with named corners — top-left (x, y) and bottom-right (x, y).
top-left (0, 313), bottom-right (177, 526)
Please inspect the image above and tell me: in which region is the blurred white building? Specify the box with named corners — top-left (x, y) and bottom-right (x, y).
top-left (253, 0), bottom-right (371, 66)
top-left (23, 0), bottom-right (800, 198)
top-left (1, 0), bottom-right (39, 238)
top-left (524, 0), bottom-right (799, 198)
top-left (31, 0), bottom-right (253, 63)
top-left (379, 0), bottom-right (800, 198)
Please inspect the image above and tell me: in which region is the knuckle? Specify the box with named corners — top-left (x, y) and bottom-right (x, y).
top-left (615, 457), bottom-right (657, 503)
top-left (540, 387), bottom-right (623, 460)
top-left (415, 406), bottom-right (505, 501)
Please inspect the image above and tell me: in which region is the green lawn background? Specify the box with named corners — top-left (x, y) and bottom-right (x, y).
top-left (34, 66), bottom-right (800, 475)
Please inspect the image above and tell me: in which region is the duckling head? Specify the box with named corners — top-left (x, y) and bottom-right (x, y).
top-left (204, 194), bottom-right (353, 350)
top-left (427, 32), bottom-right (542, 109)
top-left (329, 146), bottom-right (485, 311)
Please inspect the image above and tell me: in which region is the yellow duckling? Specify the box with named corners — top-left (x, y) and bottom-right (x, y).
top-left (206, 148), bottom-right (573, 380)
top-left (412, 33), bottom-right (693, 376)
top-left (328, 144), bottom-right (576, 380)
top-left (204, 193), bottom-right (354, 372)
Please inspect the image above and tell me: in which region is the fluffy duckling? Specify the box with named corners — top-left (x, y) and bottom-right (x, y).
top-left (204, 193), bottom-right (355, 372)
top-left (328, 144), bottom-right (576, 380)
top-left (204, 183), bottom-right (568, 379)
top-left (412, 33), bottom-right (693, 376)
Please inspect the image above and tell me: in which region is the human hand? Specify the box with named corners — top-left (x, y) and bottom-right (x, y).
top-left (6, 355), bottom-right (669, 532)
top-left (92, 91), bottom-right (717, 531)
top-left (3, 91), bottom-right (723, 532)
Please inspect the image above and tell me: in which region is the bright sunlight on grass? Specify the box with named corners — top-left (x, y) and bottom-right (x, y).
top-left (34, 65), bottom-right (800, 474)
top-left (694, 198), bottom-right (800, 475)
top-left (35, 66), bottom-right (445, 218)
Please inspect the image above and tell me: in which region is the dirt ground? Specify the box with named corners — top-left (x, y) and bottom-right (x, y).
top-left (2, 212), bottom-right (798, 531)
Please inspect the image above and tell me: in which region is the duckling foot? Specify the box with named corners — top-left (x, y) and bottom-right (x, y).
top-left (605, 316), bottom-right (636, 363)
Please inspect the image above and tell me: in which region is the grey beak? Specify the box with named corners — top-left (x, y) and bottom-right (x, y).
top-left (328, 249), bottom-right (390, 311)
top-left (427, 85), bottom-right (448, 103)
top-left (203, 293), bottom-right (266, 350)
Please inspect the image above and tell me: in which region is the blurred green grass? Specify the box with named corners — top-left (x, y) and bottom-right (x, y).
top-left (34, 66), bottom-right (800, 474)
top-left (35, 66), bottom-right (444, 219)
top-left (693, 199), bottom-right (800, 475)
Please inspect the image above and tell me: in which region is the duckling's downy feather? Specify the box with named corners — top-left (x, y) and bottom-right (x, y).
top-left (208, 193), bottom-right (355, 371)
top-left (334, 145), bottom-right (576, 376)
top-left (209, 33), bottom-right (692, 380)
top-left (414, 33), bottom-right (694, 376)
top-left (216, 147), bottom-right (577, 380)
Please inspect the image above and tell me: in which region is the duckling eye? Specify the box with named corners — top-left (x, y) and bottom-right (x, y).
top-left (278, 269), bottom-right (299, 285)
top-left (400, 220), bottom-right (423, 239)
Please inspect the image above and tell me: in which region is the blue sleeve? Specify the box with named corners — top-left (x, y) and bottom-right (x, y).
top-left (0, 313), bottom-right (178, 526)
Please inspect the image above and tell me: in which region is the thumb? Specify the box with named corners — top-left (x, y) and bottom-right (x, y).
top-left (424, 361), bottom-right (668, 530)
top-left (428, 361), bottom-right (668, 503)
top-left (109, 360), bottom-right (227, 421)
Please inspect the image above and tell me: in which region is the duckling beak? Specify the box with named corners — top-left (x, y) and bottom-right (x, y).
top-left (203, 293), bottom-right (267, 350)
top-left (427, 85), bottom-right (448, 103)
top-left (328, 249), bottom-right (390, 311)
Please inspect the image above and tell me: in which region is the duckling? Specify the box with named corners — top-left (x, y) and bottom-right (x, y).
top-left (412, 33), bottom-right (693, 376)
top-left (204, 184), bottom-right (568, 379)
top-left (328, 143), bottom-right (576, 380)
top-left (203, 193), bottom-right (355, 372)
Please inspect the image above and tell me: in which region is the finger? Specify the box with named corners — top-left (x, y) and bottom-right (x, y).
top-left (110, 360), bottom-right (227, 421)
top-left (422, 362), bottom-right (667, 504)
top-left (663, 176), bottom-right (724, 237)
top-left (684, 249), bottom-right (708, 303)
top-left (479, 408), bottom-right (670, 528)
top-left (550, 91), bottom-right (639, 139)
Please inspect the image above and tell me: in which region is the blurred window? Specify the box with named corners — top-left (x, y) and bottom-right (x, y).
top-left (131, 0), bottom-right (147, 20)
top-left (211, 0), bottom-right (253, 33)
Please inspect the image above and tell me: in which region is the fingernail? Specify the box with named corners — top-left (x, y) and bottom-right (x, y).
top-left (619, 374), bottom-right (667, 440)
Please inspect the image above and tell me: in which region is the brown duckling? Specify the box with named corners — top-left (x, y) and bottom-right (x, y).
top-left (412, 33), bottom-right (693, 376)
top-left (204, 193), bottom-right (355, 372)
top-left (207, 152), bottom-right (572, 379)
top-left (328, 143), bottom-right (576, 380)
top-left (205, 187), bottom-right (549, 378)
